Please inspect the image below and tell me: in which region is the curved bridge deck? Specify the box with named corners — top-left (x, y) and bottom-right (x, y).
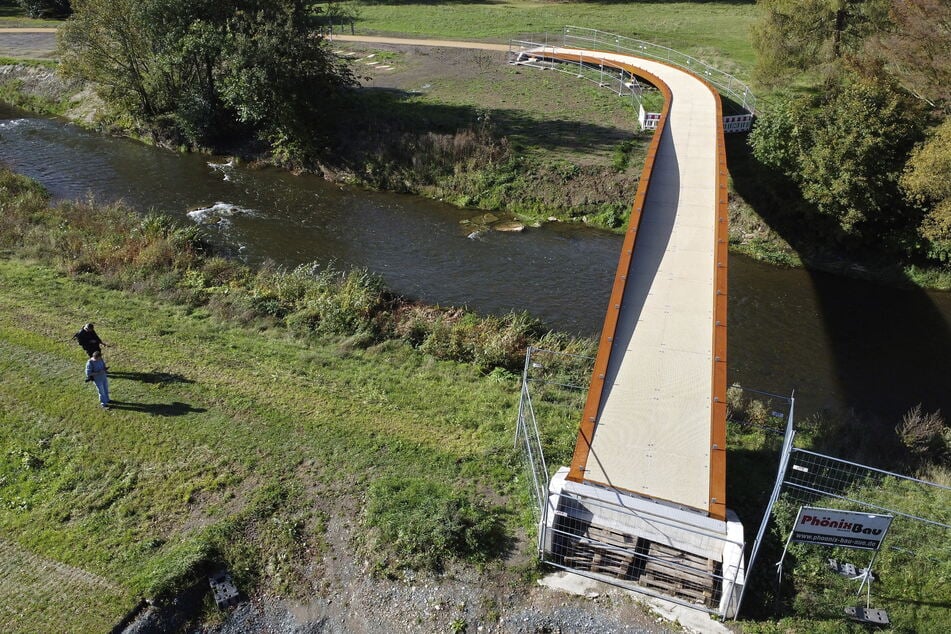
top-left (528, 48), bottom-right (728, 521)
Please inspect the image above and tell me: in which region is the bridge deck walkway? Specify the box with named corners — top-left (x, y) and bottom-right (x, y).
top-left (550, 50), bottom-right (725, 519)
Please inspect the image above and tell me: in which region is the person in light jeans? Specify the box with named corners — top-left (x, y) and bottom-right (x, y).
top-left (85, 350), bottom-right (110, 409)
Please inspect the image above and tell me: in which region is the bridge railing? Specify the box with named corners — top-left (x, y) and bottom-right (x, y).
top-left (507, 40), bottom-right (647, 108)
top-left (559, 26), bottom-right (756, 115)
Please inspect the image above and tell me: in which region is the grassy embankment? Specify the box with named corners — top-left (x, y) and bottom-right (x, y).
top-left (0, 168), bottom-right (588, 630)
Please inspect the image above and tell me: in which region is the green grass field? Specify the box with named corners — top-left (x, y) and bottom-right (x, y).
top-left (0, 258), bottom-right (526, 629)
top-left (353, 1), bottom-right (757, 76)
top-left (0, 4), bottom-right (60, 28)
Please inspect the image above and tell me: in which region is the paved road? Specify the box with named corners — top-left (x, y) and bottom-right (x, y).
top-left (330, 34), bottom-right (510, 51)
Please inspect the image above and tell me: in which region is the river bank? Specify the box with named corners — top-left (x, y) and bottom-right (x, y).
top-left (0, 43), bottom-right (645, 231)
top-left (0, 259), bottom-right (667, 633)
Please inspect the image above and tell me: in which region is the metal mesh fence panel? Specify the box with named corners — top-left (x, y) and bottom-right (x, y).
top-left (559, 26), bottom-right (756, 113)
top-left (741, 438), bottom-right (951, 627)
top-left (781, 449), bottom-right (951, 565)
top-left (514, 347), bottom-right (593, 523)
top-left (508, 41), bottom-right (646, 109)
top-left (513, 348), bottom-right (786, 617)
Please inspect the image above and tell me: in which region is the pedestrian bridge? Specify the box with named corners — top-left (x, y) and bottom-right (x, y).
top-left (511, 30), bottom-right (750, 617)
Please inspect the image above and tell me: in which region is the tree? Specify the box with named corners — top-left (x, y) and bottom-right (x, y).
top-left (869, 0), bottom-right (951, 113)
top-left (751, 74), bottom-right (923, 239)
top-left (902, 118), bottom-right (951, 261)
top-left (751, 0), bottom-right (890, 86)
top-left (58, 0), bottom-right (355, 159)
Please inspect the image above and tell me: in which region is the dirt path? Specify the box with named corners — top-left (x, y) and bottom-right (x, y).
top-left (0, 28), bottom-right (56, 59)
top-left (330, 34), bottom-right (510, 52)
top-left (0, 28), bottom-right (511, 58)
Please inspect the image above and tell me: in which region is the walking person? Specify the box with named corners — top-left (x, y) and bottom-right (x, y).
top-left (72, 323), bottom-right (107, 357)
top-left (85, 350), bottom-right (110, 409)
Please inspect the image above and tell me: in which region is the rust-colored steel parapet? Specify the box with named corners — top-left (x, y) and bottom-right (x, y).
top-left (708, 75), bottom-right (729, 523)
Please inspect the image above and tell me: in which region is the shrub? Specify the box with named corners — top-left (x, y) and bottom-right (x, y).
top-left (281, 264), bottom-right (390, 338)
top-left (364, 476), bottom-right (503, 573)
top-left (896, 404), bottom-right (949, 466)
top-left (611, 139), bottom-right (638, 172)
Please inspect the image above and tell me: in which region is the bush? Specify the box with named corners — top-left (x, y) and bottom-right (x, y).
top-left (280, 264), bottom-right (390, 338)
top-left (896, 404), bottom-right (949, 467)
top-left (364, 476), bottom-right (503, 574)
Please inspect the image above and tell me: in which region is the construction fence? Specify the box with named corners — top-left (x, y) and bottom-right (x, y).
top-left (514, 347), bottom-right (789, 617)
top-left (515, 346), bottom-right (951, 627)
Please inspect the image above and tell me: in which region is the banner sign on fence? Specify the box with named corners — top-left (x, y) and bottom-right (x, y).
top-left (791, 506), bottom-right (893, 550)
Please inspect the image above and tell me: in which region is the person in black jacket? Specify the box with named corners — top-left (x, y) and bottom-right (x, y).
top-left (72, 323), bottom-right (107, 357)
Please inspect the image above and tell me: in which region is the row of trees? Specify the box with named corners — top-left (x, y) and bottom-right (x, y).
top-left (58, 0), bottom-right (356, 162)
top-left (750, 0), bottom-right (951, 264)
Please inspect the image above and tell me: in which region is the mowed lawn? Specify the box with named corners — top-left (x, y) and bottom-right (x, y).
top-left (355, 1), bottom-right (757, 74)
top-left (0, 259), bottom-right (521, 630)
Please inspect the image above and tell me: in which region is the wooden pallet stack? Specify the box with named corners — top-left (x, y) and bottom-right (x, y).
top-left (560, 525), bottom-right (640, 580)
top-left (553, 516), bottom-right (721, 608)
top-left (638, 542), bottom-right (719, 606)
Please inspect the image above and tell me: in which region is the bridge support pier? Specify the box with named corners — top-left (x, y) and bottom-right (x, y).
top-left (544, 468), bottom-right (745, 617)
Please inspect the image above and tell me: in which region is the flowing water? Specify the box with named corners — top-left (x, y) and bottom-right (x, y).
top-left (2, 107), bottom-right (949, 423)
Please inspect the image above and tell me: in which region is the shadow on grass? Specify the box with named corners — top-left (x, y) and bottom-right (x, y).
top-left (728, 440), bottom-right (801, 620)
top-left (345, 86), bottom-right (641, 158)
top-left (108, 400), bottom-right (206, 417)
top-left (725, 134), bottom-right (951, 464)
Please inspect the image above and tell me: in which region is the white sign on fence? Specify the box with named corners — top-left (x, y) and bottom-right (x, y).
top-left (791, 506), bottom-right (893, 551)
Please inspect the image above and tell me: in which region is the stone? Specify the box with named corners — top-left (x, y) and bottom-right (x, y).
top-left (493, 221), bottom-right (525, 232)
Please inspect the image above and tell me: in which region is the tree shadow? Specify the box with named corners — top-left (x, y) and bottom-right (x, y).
top-left (725, 134), bottom-right (951, 465)
top-left (108, 371), bottom-right (194, 385)
top-left (108, 400), bottom-right (206, 417)
top-left (345, 0), bottom-right (498, 6)
top-left (573, 0), bottom-right (754, 4)
top-left (341, 85), bottom-right (644, 160)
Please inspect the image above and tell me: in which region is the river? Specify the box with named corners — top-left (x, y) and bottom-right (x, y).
top-left (2, 106), bottom-right (949, 425)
